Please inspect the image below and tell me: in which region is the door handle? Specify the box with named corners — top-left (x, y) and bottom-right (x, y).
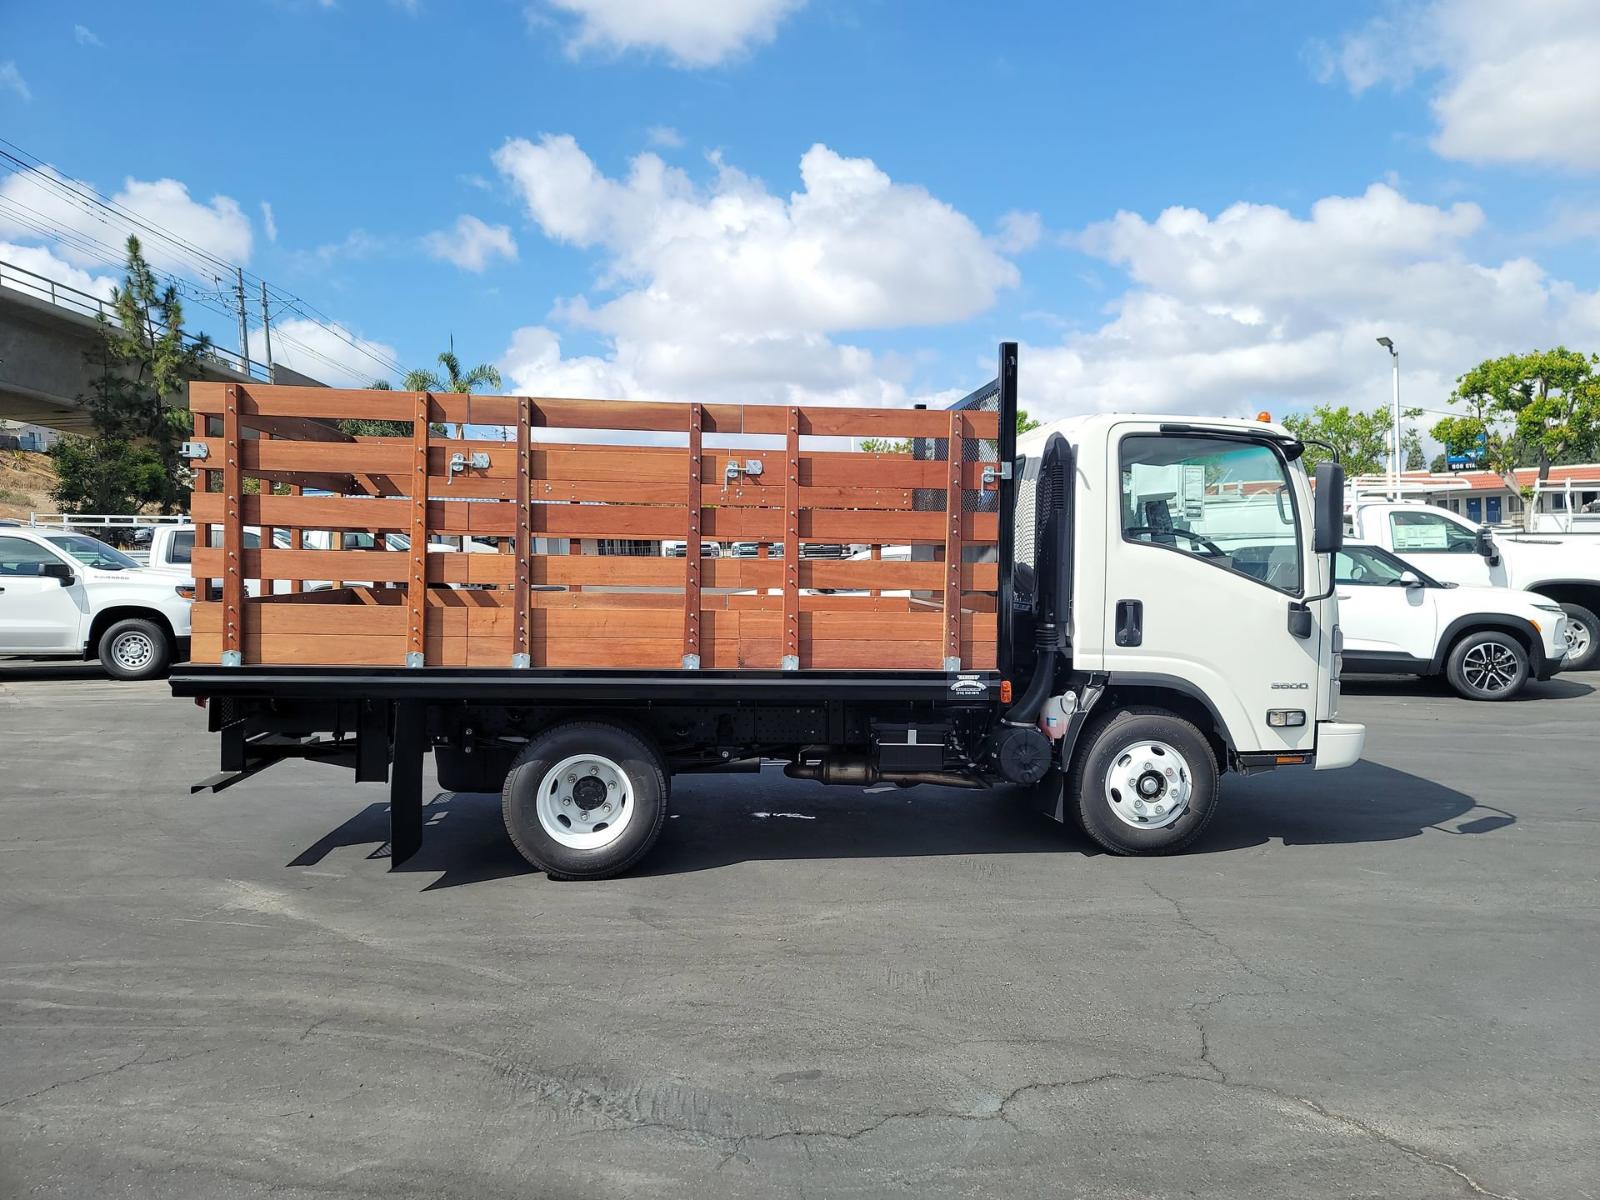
top-left (1336, 592), bottom-right (1351, 599)
top-left (1114, 599), bottom-right (1143, 647)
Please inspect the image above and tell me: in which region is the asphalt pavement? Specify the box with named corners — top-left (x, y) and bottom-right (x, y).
top-left (1, 662), bottom-right (1596, 1199)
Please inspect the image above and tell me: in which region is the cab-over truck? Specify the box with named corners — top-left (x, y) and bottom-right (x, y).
top-left (170, 346), bottom-right (1362, 879)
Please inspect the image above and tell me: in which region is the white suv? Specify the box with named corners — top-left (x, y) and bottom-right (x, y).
top-left (1335, 541), bottom-right (1568, 700)
top-left (0, 527), bottom-right (193, 681)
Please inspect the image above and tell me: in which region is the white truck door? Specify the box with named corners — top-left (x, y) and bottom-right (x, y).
top-left (1381, 507), bottom-right (1503, 587)
top-left (0, 535), bottom-right (86, 652)
top-left (1333, 546), bottom-right (1438, 662)
top-left (1102, 426), bottom-right (1320, 753)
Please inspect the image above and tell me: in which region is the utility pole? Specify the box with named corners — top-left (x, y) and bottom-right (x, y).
top-left (234, 267), bottom-right (250, 372)
top-left (1377, 337), bottom-right (1400, 500)
top-left (258, 281), bottom-right (274, 372)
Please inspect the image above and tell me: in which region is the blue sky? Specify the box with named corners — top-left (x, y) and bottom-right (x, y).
top-left (3, 0), bottom-right (1599, 427)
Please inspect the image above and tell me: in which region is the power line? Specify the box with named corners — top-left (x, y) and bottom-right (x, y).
top-left (0, 137), bottom-right (407, 381)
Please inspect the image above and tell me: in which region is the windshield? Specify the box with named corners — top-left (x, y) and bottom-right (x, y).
top-left (44, 534), bottom-right (141, 571)
top-left (1335, 545), bottom-right (1425, 586)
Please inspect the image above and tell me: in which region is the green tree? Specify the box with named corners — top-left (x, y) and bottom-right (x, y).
top-left (49, 235), bottom-right (210, 514)
top-left (1282, 403), bottom-right (1423, 477)
top-left (1432, 349), bottom-right (1600, 510)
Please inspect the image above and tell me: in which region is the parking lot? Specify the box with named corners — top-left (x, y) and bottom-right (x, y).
top-left (1, 665), bottom-right (1595, 1200)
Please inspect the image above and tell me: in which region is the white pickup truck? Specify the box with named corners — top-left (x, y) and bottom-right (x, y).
top-left (1347, 499), bottom-right (1600, 670)
top-left (0, 524), bottom-right (192, 680)
top-left (142, 525), bottom-right (499, 594)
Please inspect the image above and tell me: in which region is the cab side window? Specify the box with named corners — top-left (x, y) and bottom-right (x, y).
top-left (0, 536), bottom-right (60, 576)
top-left (1388, 510), bottom-right (1478, 553)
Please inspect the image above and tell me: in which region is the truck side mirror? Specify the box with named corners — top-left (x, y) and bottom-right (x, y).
top-left (1475, 526), bottom-right (1499, 563)
top-left (1313, 462), bottom-right (1345, 554)
top-left (1398, 571), bottom-right (1421, 588)
top-left (36, 561), bottom-right (75, 587)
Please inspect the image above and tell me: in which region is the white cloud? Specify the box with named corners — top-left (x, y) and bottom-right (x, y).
top-left (491, 134), bottom-right (1018, 405)
top-left (646, 125), bottom-right (685, 149)
top-left (0, 166), bottom-right (252, 277)
top-left (423, 214), bottom-right (517, 272)
top-left (1027, 183), bottom-right (1600, 422)
top-left (0, 241), bottom-right (117, 302)
top-left (1317, 0), bottom-right (1600, 171)
top-left (74, 24), bottom-right (104, 47)
top-left (250, 317), bottom-right (399, 389)
top-left (288, 228), bottom-right (385, 272)
top-left (996, 210), bottom-right (1043, 253)
top-left (260, 201), bottom-right (277, 243)
top-left (541, 0), bottom-right (804, 68)
top-left (0, 62), bottom-right (29, 103)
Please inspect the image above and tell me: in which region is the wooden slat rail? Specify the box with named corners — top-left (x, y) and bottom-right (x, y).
top-left (186, 380), bottom-right (1005, 671)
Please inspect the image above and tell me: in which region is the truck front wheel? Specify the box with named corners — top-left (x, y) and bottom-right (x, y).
top-left (1067, 707), bottom-right (1219, 856)
top-left (501, 721), bottom-right (669, 880)
top-left (1556, 602), bottom-right (1597, 671)
top-left (98, 618), bottom-right (171, 681)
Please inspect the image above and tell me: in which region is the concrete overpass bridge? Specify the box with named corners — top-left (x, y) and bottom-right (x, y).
top-left (0, 257), bottom-right (306, 435)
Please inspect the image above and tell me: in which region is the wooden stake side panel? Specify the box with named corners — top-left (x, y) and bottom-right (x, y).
top-left (188, 381), bottom-right (1003, 671)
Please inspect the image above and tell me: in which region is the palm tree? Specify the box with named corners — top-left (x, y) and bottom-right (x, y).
top-left (403, 343), bottom-right (501, 396)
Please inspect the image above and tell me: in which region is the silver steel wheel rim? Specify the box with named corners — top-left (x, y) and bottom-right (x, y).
top-left (1104, 740), bottom-right (1192, 830)
top-left (536, 753), bottom-right (634, 850)
top-left (1566, 617), bottom-right (1591, 660)
top-left (111, 630), bottom-right (155, 672)
top-left (1463, 642), bottom-right (1519, 692)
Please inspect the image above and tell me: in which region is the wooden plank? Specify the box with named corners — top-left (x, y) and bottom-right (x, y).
top-left (406, 392), bottom-right (430, 665)
top-left (513, 399), bottom-right (531, 666)
top-left (782, 407), bottom-right (800, 668)
top-left (684, 403), bottom-right (702, 666)
top-left (221, 384), bottom-right (243, 663)
top-left (943, 410), bottom-right (963, 669)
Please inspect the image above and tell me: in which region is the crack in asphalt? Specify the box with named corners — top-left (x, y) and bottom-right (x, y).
top-left (0, 1045), bottom-right (220, 1109)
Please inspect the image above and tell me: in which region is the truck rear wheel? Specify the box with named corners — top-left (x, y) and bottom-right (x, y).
top-left (98, 618), bottom-right (171, 681)
top-left (501, 721), bottom-right (669, 880)
top-left (1067, 707), bottom-right (1219, 856)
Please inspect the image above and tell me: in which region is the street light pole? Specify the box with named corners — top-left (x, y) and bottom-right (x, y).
top-left (1377, 337), bottom-right (1399, 500)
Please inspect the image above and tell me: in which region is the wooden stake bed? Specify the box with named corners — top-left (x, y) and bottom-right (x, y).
top-left (186, 383), bottom-right (1002, 672)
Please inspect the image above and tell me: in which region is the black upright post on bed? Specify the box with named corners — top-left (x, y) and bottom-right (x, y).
top-left (995, 341), bottom-right (1019, 682)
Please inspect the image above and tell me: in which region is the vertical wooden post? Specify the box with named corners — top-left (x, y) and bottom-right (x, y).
top-left (683, 403), bottom-right (703, 669)
top-left (220, 385), bottom-right (243, 664)
top-left (942, 410), bottom-right (964, 671)
top-left (406, 392), bottom-right (430, 667)
top-left (287, 483), bottom-right (303, 594)
top-left (870, 543), bottom-right (881, 600)
top-left (512, 398), bottom-right (531, 667)
top-left (782, 407), bottom-right (801, 670)
top-left (258, 432), bottom-right (274, 597)
top-left (192, 409), bottom-right (213, 602)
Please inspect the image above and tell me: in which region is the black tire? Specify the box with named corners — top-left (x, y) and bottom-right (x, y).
top-left (1066, 707), bottom-right (1219, 856)
top-left (501, 721), bottom-right (669, 880)
top-left (1555, 601), bottom-right (1598, 671)
top-left (97, 618), bottom-right (171, 681)
top-left (1444, 630), bottom-right (1528, 700)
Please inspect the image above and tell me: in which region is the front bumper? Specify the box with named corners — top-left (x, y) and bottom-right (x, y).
top-left (1313, 720), bottom-right (1365, 771)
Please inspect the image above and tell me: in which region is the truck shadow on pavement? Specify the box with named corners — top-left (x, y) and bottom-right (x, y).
top-left (289, 761), bottom-right (1504, 886)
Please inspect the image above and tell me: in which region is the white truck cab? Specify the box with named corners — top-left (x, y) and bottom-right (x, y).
top-left (1017, 412), bottom-right (1363, 852)
top-left (1347, 498), bottom-right (1600, 670)
top-left (0, 527), bottom-right (193, 680)
top-left (1333, 541), bottom-right (1567, 699)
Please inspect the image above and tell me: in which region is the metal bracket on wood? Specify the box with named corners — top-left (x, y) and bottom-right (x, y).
top-left (943, 656), bottom-right (962, 672)
top-left (781, 654), bottom-right (799, 672)
top-left (682, 654), bottom-right (701, 670)
top-left (511, 653), bottom-right (531, 669)
top-left (220, 650), bottom-right (241, 667)
top-left (181, 441), bottom-right (209, 461)
top-left (406, 652), bottom-right (425, 669)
